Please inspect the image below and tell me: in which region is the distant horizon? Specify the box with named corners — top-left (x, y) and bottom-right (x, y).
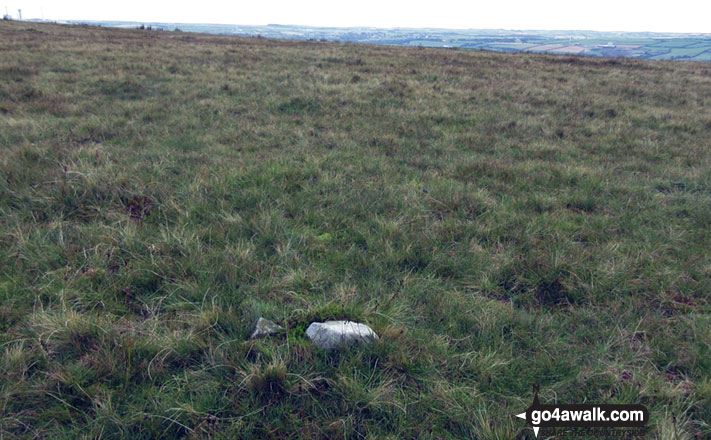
top-left (4, 0), bottom-right (710, 34)
top-left (17, 18), bottom-right (711, 37)
top-left (23, 18), bottom-right (707, 62)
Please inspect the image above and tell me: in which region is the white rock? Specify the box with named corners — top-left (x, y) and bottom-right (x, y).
top-left (305, 320), bottom-right (379, 350)
top-left (249, 317), bottom-right (284, 339)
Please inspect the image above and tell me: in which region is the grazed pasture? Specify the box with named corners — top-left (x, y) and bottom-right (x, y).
top-left (1, 20), bottom-right (711, 439)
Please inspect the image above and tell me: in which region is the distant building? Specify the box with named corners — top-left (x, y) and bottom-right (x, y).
top-left (597, 42), bottom-right (616, 48)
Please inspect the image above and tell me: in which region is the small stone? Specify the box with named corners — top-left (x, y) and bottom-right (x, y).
top-left (249, 317), bottom-right (284, 339)
top-left (305, 320), bottom-right (379, 350)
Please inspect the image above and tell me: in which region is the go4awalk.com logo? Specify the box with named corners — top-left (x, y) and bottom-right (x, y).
top-left (514, 386), bottom-right (649, 438)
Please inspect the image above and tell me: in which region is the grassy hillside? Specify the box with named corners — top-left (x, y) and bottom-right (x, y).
top-left (1, 20), bottom-right (711, 439)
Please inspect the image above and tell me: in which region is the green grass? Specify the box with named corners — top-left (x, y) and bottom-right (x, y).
top-left (1, 20), bottom-right (711, 439)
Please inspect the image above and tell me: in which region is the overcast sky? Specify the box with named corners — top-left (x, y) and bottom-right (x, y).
top-left (4, 0), bottom-right (710, 33)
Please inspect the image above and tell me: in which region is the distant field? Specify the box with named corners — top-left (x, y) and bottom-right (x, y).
top-left (649, 39), bottom-right (708, 48)
top-left (487, 43), bottom-right (534, 51)
top-left (549, 45), bottom-right (588, 54)
top-left (2, 20), bottom-right (711, 439)
top-left (650, 48), bottom-right (709, 60)
top-left (692, 51), bottom-right (711, 61)
top-left (406, 39), bottom-right (450, 47)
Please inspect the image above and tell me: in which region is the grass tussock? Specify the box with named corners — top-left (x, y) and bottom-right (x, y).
top-left (1, 20), bottom-right (711, 438)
